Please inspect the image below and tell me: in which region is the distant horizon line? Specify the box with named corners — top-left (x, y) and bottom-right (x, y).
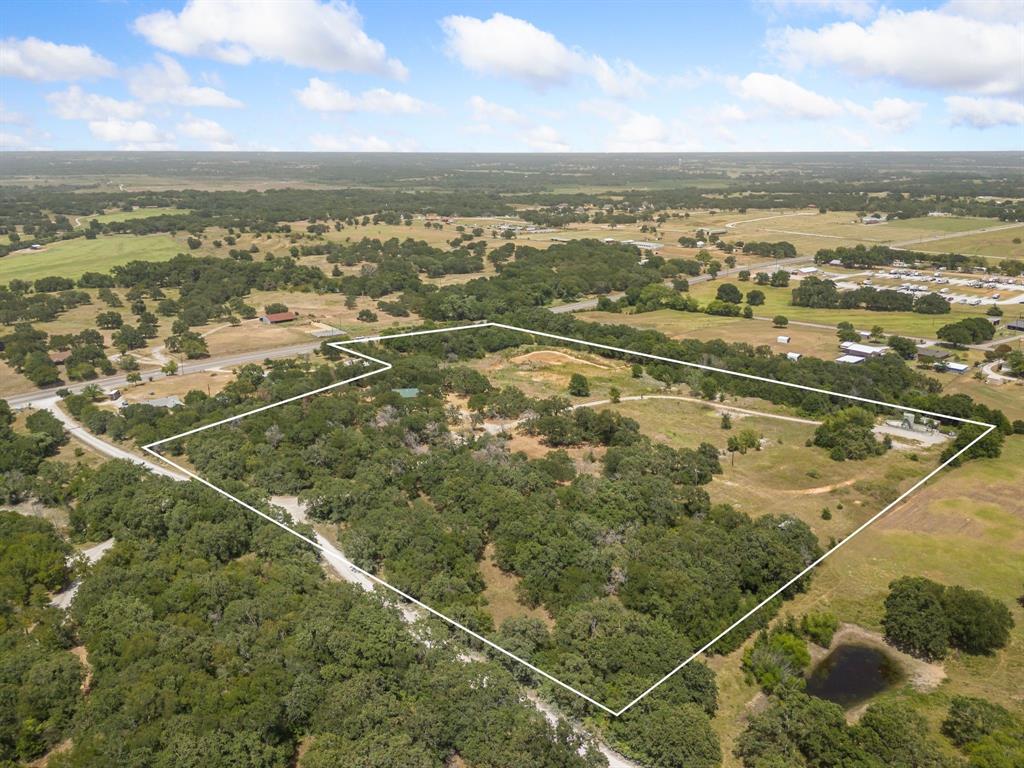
top-left (1, 149), bottom-right (1022, 156)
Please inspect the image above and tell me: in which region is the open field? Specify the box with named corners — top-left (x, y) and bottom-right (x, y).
top-left (121, 369), bottom-right (236, 403)
top-left (709, 436), bottom-right (1024, 766)
top-left (684, 279), bottom-right (999, 339)
top-left (781, 436), bottom-right (1024, 710)
top-left (658, 210), bottom-right (1024, 261)
top-left (915, 229), bottom-right (1024, 261)
top-left (1, 234), bottom-right (183, 282)
top-left (77, 206), bottom-right (189, 225)
top-left (577, 308), bottom-right (846, 359)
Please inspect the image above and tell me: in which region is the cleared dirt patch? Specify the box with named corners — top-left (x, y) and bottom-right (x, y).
top-left (511, 349), bottom-right (611, 369)
top-left (480, 543), bottom-right (555, 630)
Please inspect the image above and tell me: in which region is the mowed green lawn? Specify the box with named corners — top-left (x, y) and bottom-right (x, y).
top-left (0, 234), bottom-right (183, 282)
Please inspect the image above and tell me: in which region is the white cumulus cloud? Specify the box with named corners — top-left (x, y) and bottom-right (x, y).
top-left (129, 54), bottom-right (242, 108)
top-left (177, 116), bottom-right (235, 147)
top-left (88, 118), bottom-right (174, 149)
top-left (523, 125), bottom-right (568, 152)
top-left (771, 8), bottom-right (1024, 95)
top-left (1, 37), bottom-right (115, 81)
top-left (468, 95), bottom-right (526, 126)
top-left (946, 96), bottom-right (1024, 128)
top-left (134, 0), bottom-right (406, 78)
top-left (309, 133), bottom-right (416, 151)
top-left (47, 86), bottom-right (145, 121)
top-left (441, 13), bottom-right (651, 96)
top-left (603, 111), bottom-right (700, 152)
top-left (296, 78), bottom-right (427, 113)
top-left (844, 97), bottom-right (925, 131)
top-left (730, 72), bottom-right (843, 119)
top-left (0, 131), bottom-right (30, 149)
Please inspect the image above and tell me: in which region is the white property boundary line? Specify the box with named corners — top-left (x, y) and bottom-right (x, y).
top-left (141, 320), bottom-right (996, 717)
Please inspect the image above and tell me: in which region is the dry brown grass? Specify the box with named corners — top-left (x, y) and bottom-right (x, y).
top-left (479, 543), bottom-right (555, 630)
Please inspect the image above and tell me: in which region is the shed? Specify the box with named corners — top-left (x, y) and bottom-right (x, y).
top-left (260, 311), bottom-right (298, 324)
top-left (836, 354), bottom-right (865, 365)
top-left (392, 387), bottom-right (420, 399)
top-left (944, 362), bottom-right (969, 374)
top-left (786, 352), bottom-right (802, 362)
top-left (776, 335), bottom-right (791, 344)
top-left (1007, 319), bottom-right (1024, 332)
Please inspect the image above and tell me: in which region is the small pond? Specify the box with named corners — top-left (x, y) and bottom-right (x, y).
top-left (806, 643), bottom-right (904, 708)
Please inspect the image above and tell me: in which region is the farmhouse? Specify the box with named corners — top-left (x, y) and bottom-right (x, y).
top-left (260, 311), bottom-right (298, 324)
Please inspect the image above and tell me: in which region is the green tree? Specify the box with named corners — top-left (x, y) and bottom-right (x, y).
top-left (716, 283), bottom-right (742, 303)
top-left (942, 585), bottom-right (1014, 655)
top-left (883, 577), bottom-right (950, 660)
top-left (772, 315), bottom-right (788, 328)
top-left (568, 373), bottom-right (590, 397)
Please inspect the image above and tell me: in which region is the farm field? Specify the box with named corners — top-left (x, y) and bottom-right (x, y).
top-left (0, 233), bottom-right (183, 282)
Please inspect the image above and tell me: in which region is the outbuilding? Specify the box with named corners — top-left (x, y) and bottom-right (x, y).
top-left (260, 311), bottom-right (298, 324)
top-left (944, 362), bottom-right (969, 374)
top-left (836, 354), bottom-right (865, 365)
top-left (839, 341), bottom-right (886, 357)
top-left (786, 352), bottom-right (802, 362)
top-left (777, 335), bottom-right (791, 344)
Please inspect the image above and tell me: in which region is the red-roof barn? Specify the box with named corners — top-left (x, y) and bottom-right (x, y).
top-left (260, 311), bottom-right (298, 324)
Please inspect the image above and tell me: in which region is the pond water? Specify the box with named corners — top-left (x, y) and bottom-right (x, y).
top-left (806, 643), bottom-right (904, 708)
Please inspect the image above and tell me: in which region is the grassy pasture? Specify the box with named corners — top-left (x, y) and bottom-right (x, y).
top-left (1, 234), bottom-right (183, 283)
top-left (577, 309), bottom-right (846, 360)
top-left (915, 227), bottom-right (1024, 261)
top-left (78, 207), bottom-right (190, 225)
top-left (684, 279), bottom-right (995, 339)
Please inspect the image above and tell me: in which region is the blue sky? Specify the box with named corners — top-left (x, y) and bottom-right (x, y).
top-left (1, 0), bottom-right (1022, 152)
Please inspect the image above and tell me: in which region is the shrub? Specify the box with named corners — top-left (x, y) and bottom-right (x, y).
top-left (800, 611), bottom-right (839, 647)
